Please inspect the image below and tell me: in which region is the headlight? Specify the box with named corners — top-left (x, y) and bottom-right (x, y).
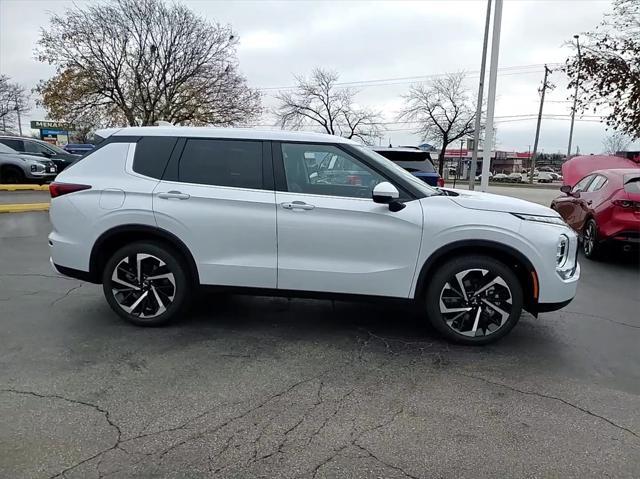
top-left (556, 234), bottom-right (569, 268)
top-left (512, 213), bottom-right (566, 226)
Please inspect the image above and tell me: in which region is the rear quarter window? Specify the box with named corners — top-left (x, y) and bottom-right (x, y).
top-left (133, 136), bottom-right (178, 179)
top-left (623, 174), bottom-right (640, 194)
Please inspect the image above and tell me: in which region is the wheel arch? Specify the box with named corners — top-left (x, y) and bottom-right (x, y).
top-left (89, 224), bottom-right (199, 285)
top-left (414, 240), bottom-right (539, 313)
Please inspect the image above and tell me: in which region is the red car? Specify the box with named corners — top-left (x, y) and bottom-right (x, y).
top-left (551, 168), bottom-right (640, 259)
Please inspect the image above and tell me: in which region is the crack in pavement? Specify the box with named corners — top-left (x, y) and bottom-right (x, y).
top-left (458, 373), bottom-right (640, 441)
top-left (0, 388), bottom-right (123, 478)
top-left (50, 284), bottom-right (84, 306)
top-left (307, 407), bottom-right (415, 479)
top-left (560, 310), bottom-right (640, 329)
top-left (353, 443), bottom-right (422, 479)
top-left (0, 273), bottom-right (78, 281)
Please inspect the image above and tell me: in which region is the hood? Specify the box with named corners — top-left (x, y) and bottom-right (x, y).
top-left (443, 188), bottom-right (560, 217)
top-left (19, 153), bottom-right (50, 164)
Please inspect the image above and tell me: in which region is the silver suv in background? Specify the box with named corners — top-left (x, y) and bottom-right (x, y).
top-left (0, 142), bottom-right (57, 183)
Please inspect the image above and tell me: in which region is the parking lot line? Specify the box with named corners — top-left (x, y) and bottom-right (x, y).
top-left (0, 184), bottom-right (50, 191)
top-left (0, 202), bottom-right (50, 213)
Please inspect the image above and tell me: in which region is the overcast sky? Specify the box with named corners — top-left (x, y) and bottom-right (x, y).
top-left (1, 0), bottom-right (633, 153)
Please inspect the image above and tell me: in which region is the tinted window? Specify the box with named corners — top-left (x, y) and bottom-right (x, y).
top-left (572, 175), bottom-right (594, 193)
top-left (179, 139), bottom-right (262, 189)
top-left (133, 136), bottom-right (178, 179)
top-left (586, 175), bottom-right (607, 192)
top-left (25, 140), bottom-right (53, 155)
top-left (281, 143), bottom-right (385, 199)
top-left (0, 139), bottom-right (24, 152)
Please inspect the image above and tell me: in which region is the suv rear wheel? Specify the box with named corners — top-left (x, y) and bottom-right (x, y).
top-left (425, 255), bottom-right (523, 345)
top-left (102, 241), bottom-right (191, 326)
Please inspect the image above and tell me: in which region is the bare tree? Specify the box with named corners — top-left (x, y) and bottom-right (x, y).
top-left (564, 0), bottom-right (640, 138)
top-left (275, 68), bottom-right (383, 144)
top-left (0, 75), bottom-right (30, 133)
top-left (398, 72), bottom-right (478, 175)
top-left (602, 131), bottom-right (632, 154)
top-left (36, 0), bottom-right (261, 127)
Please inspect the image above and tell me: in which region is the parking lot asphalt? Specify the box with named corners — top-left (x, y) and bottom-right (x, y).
top-left (1, 211), bottom-right (639, 478)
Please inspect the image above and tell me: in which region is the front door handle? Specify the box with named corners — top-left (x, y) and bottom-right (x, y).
top-left (158, 191), bottom-right (190, 200)
top-left (281, 201), bottom-right (315, 211)
top-left (586, 200), bottom-right (593, 206)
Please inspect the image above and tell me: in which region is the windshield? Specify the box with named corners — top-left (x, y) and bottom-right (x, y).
top-left (355, 146), bottom-right (439, 195)
top-left (0, 143), bottom-right (17, 154)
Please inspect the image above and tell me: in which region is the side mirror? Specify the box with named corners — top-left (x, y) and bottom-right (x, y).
top-left (42, 150), bottom-right (53, 158)
top-left (560, 184), bottom-right (572, 195)
top-left (372, 182), bottom-right (405, 212)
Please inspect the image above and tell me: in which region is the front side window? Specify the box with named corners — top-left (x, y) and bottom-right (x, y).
top-left (586, 175), bottom-right (608, 192)
top-left (24, 141), bottom-right (53, 155)
top-left (178, 139), bottom-right (262, 189)
top-left (572, 175), bottom-right (594, 193)
top-left (281, 143), bottom-right (386, 199)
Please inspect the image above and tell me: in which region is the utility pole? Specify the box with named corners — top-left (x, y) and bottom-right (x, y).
top-left (480, 0), bottom-right (503, 192)
top-left (469, 0), bottom-right (492, 191)
top-left (567, 34), bottom-right (581, 160)
top-left (15, 106), bottom-right (22, 136)
top-left (530, 64), bottom-right (553, 183)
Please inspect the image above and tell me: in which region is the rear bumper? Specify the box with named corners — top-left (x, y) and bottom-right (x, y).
top-left (51, 258), bottom-right (96, 283)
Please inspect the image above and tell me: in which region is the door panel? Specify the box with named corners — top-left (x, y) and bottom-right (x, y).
top-left (274, 142), bottom-right (423, 298)
top-left (153, 138), bottom-right (277, 288)
top-left (154, 182), bottom-right (277, 287)
top-left (276, 191), bottom-right (423, 297)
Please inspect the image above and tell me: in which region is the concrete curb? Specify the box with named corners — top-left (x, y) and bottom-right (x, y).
top-left (0, 184), bottom-right (50, 191)
top-left (0, 203), bottom-right (50, 214)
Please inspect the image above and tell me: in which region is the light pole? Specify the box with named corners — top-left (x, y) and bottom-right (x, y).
top-left (480, 0), bottom-right (503, 192)
top-left (469, 0), bottom-right (492, 191)
top-left (567, 34), bottom-right (581, 159)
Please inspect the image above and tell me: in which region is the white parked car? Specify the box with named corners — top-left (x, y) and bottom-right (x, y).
top-left (49, 127), bottom-right (580, 345)
top-left (507, 172), bottom-right (524, 183)
top-left (536, 172), bottom-right (554, 183)
top-left (493, 173), bottom-right (509, 182)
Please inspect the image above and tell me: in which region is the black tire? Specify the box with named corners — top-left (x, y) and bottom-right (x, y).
top-left (102, 241), bottom-right (191, 326)
top-left (582, 219), bottom-right (601, 260)
top-left (1, 166), bottom-right (25, 184)
top-left (424, 255), bottom-right (523, 345)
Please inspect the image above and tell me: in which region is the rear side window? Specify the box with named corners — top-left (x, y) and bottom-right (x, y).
top-left (0, 139), bottom-right (25, 152)
top-left (133, 136), bottom-right (178, 179)
top-left (624, 174), bottom-right (640, 193)
top-left (178, 139), bottom-right (262, 189)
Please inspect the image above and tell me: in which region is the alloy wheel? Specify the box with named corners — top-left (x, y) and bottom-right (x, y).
top-left (439, 268), bottom-right (513, 337)
top-left (583, 223), bottom-right (595, 256)
top-left (110, 253), bottom-right (176, 318)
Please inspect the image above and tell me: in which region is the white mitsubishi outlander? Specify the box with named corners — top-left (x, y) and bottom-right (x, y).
top-left (48, 127), bottom-right (579, 344)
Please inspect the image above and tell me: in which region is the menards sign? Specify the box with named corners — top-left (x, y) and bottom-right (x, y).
top-left (30, 120), bottom-right (75, 130)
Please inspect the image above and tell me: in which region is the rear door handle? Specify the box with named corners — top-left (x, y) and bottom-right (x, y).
top-left (281, 201), bottom-right (315, 211)
top-left (158, 191), bottom-right (190, 200)
top-left (586, 200), bottom-right (593, 205)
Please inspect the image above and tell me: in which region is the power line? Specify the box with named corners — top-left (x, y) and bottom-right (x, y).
top-left (256, 63), bottom-right (563, 92)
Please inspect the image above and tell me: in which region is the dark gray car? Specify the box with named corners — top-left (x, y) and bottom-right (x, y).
top-left (0, 143), bottom-right (57, 184)
top-left (0, 136), bottom-right (80, 172)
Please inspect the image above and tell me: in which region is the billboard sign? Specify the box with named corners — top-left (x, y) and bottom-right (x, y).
top-left (30, 120), bottom-right (75, 130)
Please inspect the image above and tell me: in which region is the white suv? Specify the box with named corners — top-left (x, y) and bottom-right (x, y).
top-left (49, 127), bottom-right (580, 344)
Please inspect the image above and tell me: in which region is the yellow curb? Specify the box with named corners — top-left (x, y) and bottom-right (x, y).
top-left (0, 203), bottom-right (50, 213)
top-left (0, 184), bottom-right (50, 191)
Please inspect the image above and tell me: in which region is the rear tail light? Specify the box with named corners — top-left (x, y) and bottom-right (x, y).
top-left (49, 182), bottom-right (91, 198)
top-left (612, 199), bottom-right (640, 209)
top-left (437, 178), bottom-right (445, 187)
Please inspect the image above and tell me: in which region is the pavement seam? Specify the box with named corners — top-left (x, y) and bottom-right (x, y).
top-left (457, 373), bottom-right (640, 441)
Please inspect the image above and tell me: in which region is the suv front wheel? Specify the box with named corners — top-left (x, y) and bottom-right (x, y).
top-left (102, 241), bottom-right (191, 326)
top-left (425, 255), bottom-right (523, 345)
